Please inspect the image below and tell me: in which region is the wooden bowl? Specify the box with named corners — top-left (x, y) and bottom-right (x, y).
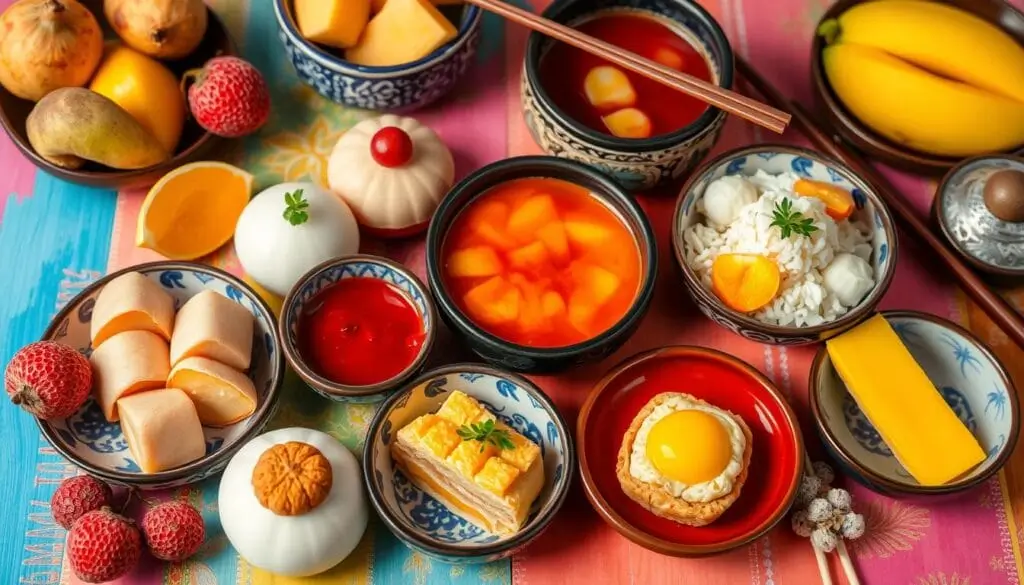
top-left (809, 0), bottom-right (1024, 176)
top-left (0, 0), bottom-right (232, 190)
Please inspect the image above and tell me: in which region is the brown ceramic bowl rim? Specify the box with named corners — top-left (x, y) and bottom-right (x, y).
top-left (0, 6), bottom-right (229, 185)
top-left (279, 254), bottom-right (438, 398)
top-left (808, 309), bottom-right (1021, 495)
top-left (671, 143), bottom-right (900, 338)
top-left (808, 0), bottom-right (1024, 172)
top-left (576, 345), bottom-right (806, 556)
top-left (35, 260), bottom-right (285, 485)
top-left (932, 153), bottom-right (1024, 278)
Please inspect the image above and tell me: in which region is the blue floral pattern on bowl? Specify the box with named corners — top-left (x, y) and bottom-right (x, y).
top-left (273, 0), bottom-right (482, 111)
top-left (364, 366), bottom-right (574, 563)
top-left (674, 146), bottom-right (897, 345)
top-left (813, 311), bottom-right (1018, 492)
top-left (38, 264), bottom-right (284, 490)
top-left (281, 256), bottom-right (435, 403)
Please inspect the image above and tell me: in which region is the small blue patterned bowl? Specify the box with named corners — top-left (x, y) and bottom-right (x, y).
top-left (273, 0), bottom-right (481, 112)
top-left (672, 144), bottom-right (898, 345)
top-left (363, 364), bottom-right (574, 563)
top-left (521, 0), bottom-right (733, 191)
top-left (37, 262), bottom-right (284, 490)
top-left (810, 311), bottom-right (1020, 496)
top-left (280, 255), bottom-right (437, 403)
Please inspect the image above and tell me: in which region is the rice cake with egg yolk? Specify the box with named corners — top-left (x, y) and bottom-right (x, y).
top-left (167, 356), bottom-right (257, 427)
top-left (117, 388), bottom-right (206, 473)
top-left (616, 392), bottom-right (752, 526)
top-left (90, 330), bottom-right (171, 422)
top-left (170, 290), bottom-right (254, 371)
top-left (89, 271), bottom-right (175, 348)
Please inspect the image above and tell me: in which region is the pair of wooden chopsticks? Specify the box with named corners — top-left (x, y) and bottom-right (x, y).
top-left (735, 59), bottom-right (1024, 350)
top-left (464, 0), bottom-right (792, 134)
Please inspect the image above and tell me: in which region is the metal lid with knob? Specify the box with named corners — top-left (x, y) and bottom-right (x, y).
top-left (934, 156), bottom-right (1024, 278)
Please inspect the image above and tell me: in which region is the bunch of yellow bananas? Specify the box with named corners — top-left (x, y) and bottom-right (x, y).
top-left (820, 0), bottom-right (1024, 158)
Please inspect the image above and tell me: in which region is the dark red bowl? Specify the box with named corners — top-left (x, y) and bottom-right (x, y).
top-left (577, 346), bottom-right (805, 556)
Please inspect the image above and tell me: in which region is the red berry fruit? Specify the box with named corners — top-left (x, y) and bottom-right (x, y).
top-left (141, 500), bottom-right (205, 562)
top-left (68, 508), bottom-right (141, 583)
top-left (51, 476), bottom-right (113, 530)
top-left (5, 341), bottom-right (92, 419)
top-left (186, 56), bottom-right (270, 138)
top-left (370, 126), bottom-right (414, 168)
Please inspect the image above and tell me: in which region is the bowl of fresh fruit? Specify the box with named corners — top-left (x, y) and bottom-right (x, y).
top-left (0, 0), bottom-right (270, 189)
top-left (273, 0), bottom-right (482, 111)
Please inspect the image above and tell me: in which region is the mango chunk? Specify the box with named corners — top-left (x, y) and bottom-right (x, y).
top-left (295, 0), bottom-right (370, 49)
top-left (584, 66), bottom-right (636, 110)
top-left (602, 108), bottom-right (652, 139)
top-left (463, 276), bottom-right (521, 325)
top-left (567, 290), bottom-right (599, 334)
top-left (508, 241), bottom-right (550, 272)
top-left (564, 215), bottom-right (614, 247)
top-left (653, 47), bottom-right (684, 70)
top-left (448, 246), bottom-right (503, 278)
top-left (507, 194), bottom-right (559, 242)
top-left (541, 290), bottom-right (566, 319)
top-left (572, 262), bottom-right (621, 305)
top-left (468, 200), bottom-right (515, 250)
top-left (345, 0), bottom-right (457, 67)
top-left (510, 274), bottom-right (547, 333)
top-left (537, 221), bottom-right (570, 265)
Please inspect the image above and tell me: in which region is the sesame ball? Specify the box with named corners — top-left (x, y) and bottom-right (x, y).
top-left (807, 498), bottom-right (834, 523)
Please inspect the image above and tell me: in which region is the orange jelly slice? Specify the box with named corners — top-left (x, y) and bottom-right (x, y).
top-left (710, 253), bottom-right (781, 313)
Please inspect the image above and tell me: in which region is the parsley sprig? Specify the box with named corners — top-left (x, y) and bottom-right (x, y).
top-left (282, 189), bottom-right (310, 226)
top-left (457, 419), bottom-right (515, 453)
top-left (770, 198), bottom-right (819, 239)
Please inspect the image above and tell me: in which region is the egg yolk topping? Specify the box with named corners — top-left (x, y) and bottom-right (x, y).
top-left (645, 410), bottom-right (733, 484)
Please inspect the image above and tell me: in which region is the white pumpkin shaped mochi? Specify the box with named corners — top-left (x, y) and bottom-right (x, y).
top-left (328, 115), bottom-right (455, 237)
top-left (219, 428), bottom-right (369, 577)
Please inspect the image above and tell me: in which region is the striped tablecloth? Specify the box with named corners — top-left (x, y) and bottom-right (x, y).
top-left (2, 0), bottom-right (1024, 583)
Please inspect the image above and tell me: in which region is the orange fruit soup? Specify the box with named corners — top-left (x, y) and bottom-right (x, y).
top-left (441, 177), bottom-right (642, 348)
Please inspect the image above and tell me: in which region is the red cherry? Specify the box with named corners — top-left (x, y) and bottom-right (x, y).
top-left (370, 127), bottom-right (414, 168)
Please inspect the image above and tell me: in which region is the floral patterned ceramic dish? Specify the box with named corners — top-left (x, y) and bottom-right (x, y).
top-left (672, 144), bottom-right (898, 346)
top-left (272, 0), bottom-right (481, 112)
top-left (38, 262), bottom-right (284, 490)
top-left (810, 310), bottom-right (1020, 496)
top-left (280, 255), bottom-right (437, 403)
top-left (363, 364), bottom-right (574, 563)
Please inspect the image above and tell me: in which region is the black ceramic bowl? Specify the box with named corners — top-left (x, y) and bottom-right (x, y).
top-left (425, 156), bottom-right (658, 374)
top-left (521, 0), bottom-right (734, 191)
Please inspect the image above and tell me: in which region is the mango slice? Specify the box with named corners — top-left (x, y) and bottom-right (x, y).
top-left (508, 241), bottom-right (550, 272)
top-left (295, 0), bottom-right (370, 49)
top-left (602, 108), bottom-right (652, 139)
top-left (572, 262), bottom-right (621, 306)
top-left (463, 276), bottom-right (521, 325)
top-left (653, 47), bottom-right (684, 70)
top-left (584, 66), bottom-right (637, 110)
top-left (468, 200), bottom-right (516, 250)
top-left (564, 215), bottom-right (614, 247)
top-left (541, 290), bottom-right (566, 319)
top-left (567, 290), bottom-right (599, 334)
top-left (537, 221), bottom-right (570, 265)
top-left (448, 246), bottom-right (503, 278)
top-left (510, 274), bottom-right (547, 333)
top-left (507, 194), bottom-right (559, 241)
top-left (793, 179), bottom-right (855, 221)
top-left (345, 0), bottom-right (457, 67)
top-left (711, 253), bottom-right (781, 313)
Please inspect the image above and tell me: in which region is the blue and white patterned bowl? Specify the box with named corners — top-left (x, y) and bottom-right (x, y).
top-left (280, 255), bottom-right (437, 403)
top-left (810, 311), bottom-right (1020, 496)
top-left (521, 0), bottom-right (733, 191)
top-left (363, 364), bottom-right (574, 563)
top-left (671, 144), bottom-right (899, 345)
top-left (273, 0), bottom-right (481, 112)
top-left (37, 262), bottom-right (284, 490)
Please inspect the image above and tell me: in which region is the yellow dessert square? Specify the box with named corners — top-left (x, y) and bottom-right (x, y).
top-left (420, 418), bottom-right (461, 459)
top-left (399, 413), bottom-right (442, 440)
top-left (495, 422), bottom-right (541, 472)
top-left (446, 440), bottom-right (497, 479)
top-left (435, 391), bottom-right (487, 427)
top-left (474, 458), bottom-right (521, 497)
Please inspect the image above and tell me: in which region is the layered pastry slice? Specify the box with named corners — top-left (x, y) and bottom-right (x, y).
top-left (391, 390), bottom-right (545, 535)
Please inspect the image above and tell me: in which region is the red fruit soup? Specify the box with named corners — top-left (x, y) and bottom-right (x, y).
top-left (298, 277), bottom-right (426, 386)
top-left (538, 12), bottom-right (713, 139)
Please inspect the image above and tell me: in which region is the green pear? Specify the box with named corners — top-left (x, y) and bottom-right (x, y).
top-left (26, 87), bottom-right (170, 170)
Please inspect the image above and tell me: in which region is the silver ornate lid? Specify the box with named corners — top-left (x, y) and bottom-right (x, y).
top-left (937, 156), bottom-right (1024, 276)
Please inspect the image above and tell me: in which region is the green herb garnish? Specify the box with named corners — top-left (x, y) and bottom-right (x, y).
top-left (283, 189), bottom-right (310, 226)
top-left (457, 419), bottom-right (515, 452)
top-left (770, 198), bottom-right (819, 239)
